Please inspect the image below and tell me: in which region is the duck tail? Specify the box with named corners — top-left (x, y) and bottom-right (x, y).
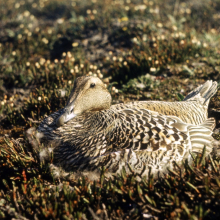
top-left (189, 118), bottom-right (215, 155)
top-left (199, 117), bottom-right (216, 131)
top-left (183, 80), bottom-right (218, 106)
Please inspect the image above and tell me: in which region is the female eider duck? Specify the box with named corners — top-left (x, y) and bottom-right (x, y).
top-left (36, 76), bottom-right (217, 179)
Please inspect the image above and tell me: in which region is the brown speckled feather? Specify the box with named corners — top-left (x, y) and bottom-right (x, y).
top-left (37, 107), bottom-right (214, 177)
top-left (36, 77), bottom-right (217, 179)
top-left (111, 80), bottom-right (218, 125)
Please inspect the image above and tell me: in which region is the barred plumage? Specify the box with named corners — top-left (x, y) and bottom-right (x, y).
top-left (35, 76), bottom-right (217, 179)
top-left (113, 80), bottom-right (217, 125)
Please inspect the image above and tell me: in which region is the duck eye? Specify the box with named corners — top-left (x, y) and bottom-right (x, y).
top-left (90, 83), bottom-right (95, 88)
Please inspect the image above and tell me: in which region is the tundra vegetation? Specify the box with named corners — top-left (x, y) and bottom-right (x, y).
top-left (0, 0), bottom-right (220, 219)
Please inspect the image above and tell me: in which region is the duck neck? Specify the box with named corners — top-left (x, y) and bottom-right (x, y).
top-left (79, 109), bottom-right (115, 134)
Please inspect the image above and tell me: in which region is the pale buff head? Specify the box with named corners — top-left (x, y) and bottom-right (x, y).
top-left (56, 76), bottom-right (111, 127)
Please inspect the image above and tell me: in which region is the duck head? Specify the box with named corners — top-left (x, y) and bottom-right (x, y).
top-left (56, 76), bottom-right (112, 127)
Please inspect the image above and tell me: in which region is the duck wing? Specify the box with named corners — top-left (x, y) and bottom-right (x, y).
top-left (110, 80), bottom-right (218, 125)
top-left (81, 108), bottom-right (214, 176)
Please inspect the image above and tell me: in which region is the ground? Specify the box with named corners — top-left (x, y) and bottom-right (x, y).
top-left (0, 0), bottom-right (220, 219)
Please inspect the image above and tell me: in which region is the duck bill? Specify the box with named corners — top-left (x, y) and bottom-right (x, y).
top-left (56, 103), bottom-right (77, 127)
